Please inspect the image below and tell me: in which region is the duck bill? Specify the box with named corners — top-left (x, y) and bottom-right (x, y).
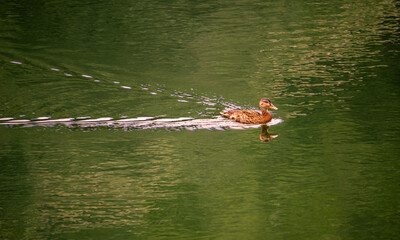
top-left (269, 104), bottom-right (278, 110)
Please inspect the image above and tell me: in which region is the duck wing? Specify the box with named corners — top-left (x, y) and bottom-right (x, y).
top-left (221, 110), bottom-right (262, 124)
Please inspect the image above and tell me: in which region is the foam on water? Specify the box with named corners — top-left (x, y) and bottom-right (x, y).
top-left (79, 117), bottom-right (114, 122)
top-left (76, 116), bottom-right (91, 120)
top-left (31, 116), bottom-right (52, 121)
top-left (8, 119), bottom-right (30, 123)
top-left (153, 117), bottom-right (194, 122)
top-left (116, 117), bottom-right (155, 122)
top-left (0, 115), bottom-right (283, 132)
top-left (35, 118), bottom-right (75, 122)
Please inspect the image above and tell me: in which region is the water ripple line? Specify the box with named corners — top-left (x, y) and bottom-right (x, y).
top-left (3, 60), bottom-right (276, 130)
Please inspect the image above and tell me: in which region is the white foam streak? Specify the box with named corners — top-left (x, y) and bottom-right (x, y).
top-left (0, 116), bottom-right (283, 131)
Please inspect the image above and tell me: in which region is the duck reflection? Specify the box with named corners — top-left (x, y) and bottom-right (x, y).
top-left (259, 125), bottom-right (279, 143)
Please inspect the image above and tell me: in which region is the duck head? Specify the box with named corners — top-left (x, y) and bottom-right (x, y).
top-left (259, 98), bottom-right (278, 111)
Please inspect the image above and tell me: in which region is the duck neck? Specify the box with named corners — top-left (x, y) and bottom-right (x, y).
top-left (260, 109), bottom-right (272, 122)
top-left (261, 109), bottom-right (269, 115)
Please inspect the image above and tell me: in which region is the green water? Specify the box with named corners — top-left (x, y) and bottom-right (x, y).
top-left (1, 0), bottom-right (399, 239)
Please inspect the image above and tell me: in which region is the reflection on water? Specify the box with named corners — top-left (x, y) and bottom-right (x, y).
top-left (259, 125), bottom-right (278, 143)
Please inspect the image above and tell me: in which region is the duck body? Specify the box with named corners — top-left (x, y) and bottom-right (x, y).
top-left (220, 98), bottom-right (278, 124)
top-left (221, 109), bottom-right (272, 124)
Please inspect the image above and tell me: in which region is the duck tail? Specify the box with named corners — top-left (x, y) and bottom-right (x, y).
top-left (220, 111), bottom-right (231, 118)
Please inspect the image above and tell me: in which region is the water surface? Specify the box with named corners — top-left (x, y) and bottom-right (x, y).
top-left (0, 0), bottom-right (399, 239)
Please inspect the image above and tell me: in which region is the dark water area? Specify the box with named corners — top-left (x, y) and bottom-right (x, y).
top-left (1, 0), bottom-right (399, 239)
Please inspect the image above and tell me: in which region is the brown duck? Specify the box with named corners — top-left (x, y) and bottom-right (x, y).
top-left (220, 98), bottom-right (278, 124)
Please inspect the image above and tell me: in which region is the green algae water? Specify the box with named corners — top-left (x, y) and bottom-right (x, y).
top-left (1, 0), bottom-right (399, 239)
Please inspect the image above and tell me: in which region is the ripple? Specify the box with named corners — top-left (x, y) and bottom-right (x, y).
top-left (116, 117), bottom-right (155, 122)
top-left (7, 119), bottom-right (30, 123)
top-left (3, 59), bottom-right (276, 127)
top-left (82, 75), bottom-right (93, 78)
top-left (31, 116), bottom-right (51, 121)
top-left (0, 115), bottom-right (283, 131)
top-left (76, 116), bottom-right (91, 120)
top-left (153, 117), bottom-right (194, 122)
top-left (36, 118), bottom-right (75, 122)
top-left (0, 118), bottom-right (14, 121)
top-left (79, 117), bottom-right (114, 122)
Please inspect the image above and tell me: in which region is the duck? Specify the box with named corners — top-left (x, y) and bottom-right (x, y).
top-left (220, 98), bottom-right (278, 124)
